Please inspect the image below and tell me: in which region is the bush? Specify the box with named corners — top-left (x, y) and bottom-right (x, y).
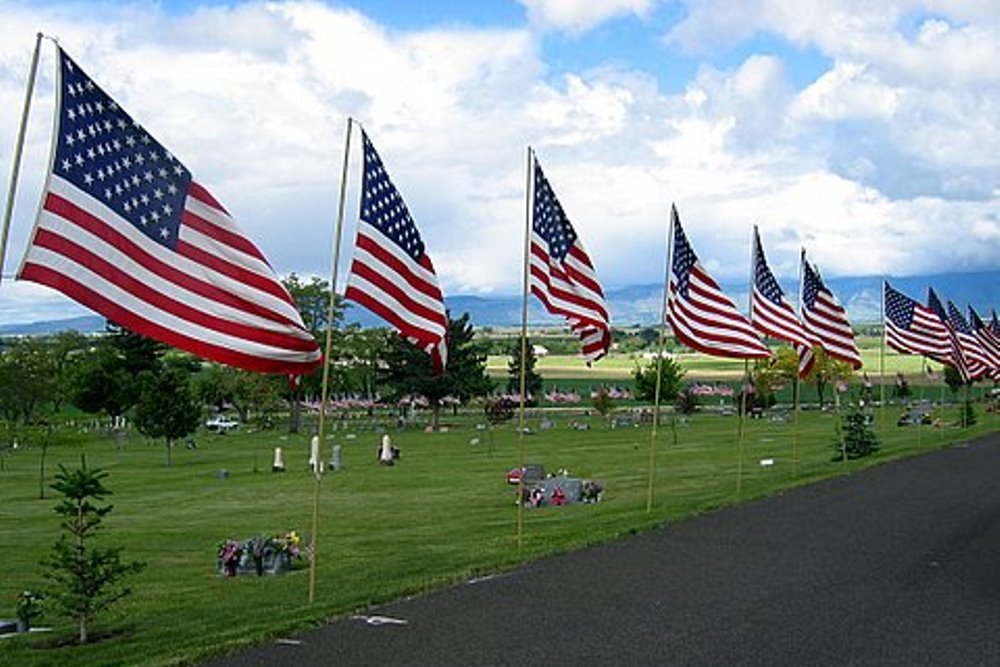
top-left (833, 407), bottom-right (880, 461)
top-left (675, 388), bottom-right (699, 415)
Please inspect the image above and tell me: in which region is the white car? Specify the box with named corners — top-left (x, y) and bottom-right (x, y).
top-left (205, 416), bottom-right (239, 433)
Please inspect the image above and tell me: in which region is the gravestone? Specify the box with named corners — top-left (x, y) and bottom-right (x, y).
top-left (272, 447), bottom-right (285, 472)
top-left (539, 418), bottom-right (555, 430)
top-left (329, 444), bottom-right (342, 471)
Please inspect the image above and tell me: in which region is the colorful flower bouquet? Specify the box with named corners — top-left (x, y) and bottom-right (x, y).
top-left (217, 531), bottom-right (304, 577)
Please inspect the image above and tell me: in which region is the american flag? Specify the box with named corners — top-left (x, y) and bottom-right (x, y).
top-left (530, 156), bottom-right (610, 363)
top-left (344, 131), bottom-right (448, 373)
top-left (968, 306), bottom-right (1000, 377)
top-left (667, 207), bottom-right (769, 359)
top-left (749, 227), bottom-right (814, 375)
top-left (946, 301), bottom-right (990, 379)
top-left (883, 281), bottom-right (951, 360)
top-left (799, 252), bottom-right (862, 368)
top-left (927, 288), bottom-right (972, 382)
top-left (17, 48), bottom-right (320, 374)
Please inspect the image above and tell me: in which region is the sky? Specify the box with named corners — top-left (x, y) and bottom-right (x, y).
top-left (0, 0), bottom-right (997, 324)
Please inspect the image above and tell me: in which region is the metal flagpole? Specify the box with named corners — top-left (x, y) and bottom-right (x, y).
top-left (792, 248), bottom-right (805, 479)
top-left (0, 33), bottom-right (44, 287)
top-left (308, 116), bottom-right (354, 605)
top-left (516, 147), bottom-right (533, 549)
top-left (737, 360), bottom-right (748, 496)
top-left (646, 211), bottom-right (673, 513)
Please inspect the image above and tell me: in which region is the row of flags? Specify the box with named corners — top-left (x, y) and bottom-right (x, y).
top-left (13, 46), bottom-right (611, 377)
top-left (9, 46), bottom-right (998, 385)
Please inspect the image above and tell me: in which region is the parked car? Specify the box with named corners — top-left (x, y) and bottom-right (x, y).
top-left (205, 416), bottom-right (239, 433)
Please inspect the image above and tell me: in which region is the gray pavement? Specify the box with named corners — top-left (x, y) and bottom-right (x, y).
top-left (203, 433), bottom-right (1000, 667)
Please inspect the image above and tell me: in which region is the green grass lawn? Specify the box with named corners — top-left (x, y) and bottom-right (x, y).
top-left (1, 404), bottom-right (996, 667)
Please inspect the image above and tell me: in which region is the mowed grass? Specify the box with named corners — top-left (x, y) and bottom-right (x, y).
top-left (1, 403), bottom-right (996, 667)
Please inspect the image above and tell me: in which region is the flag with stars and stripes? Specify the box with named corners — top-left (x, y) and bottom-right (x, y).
top-left (968, 306), bottom-right (1000, 378)
top-left (926, 287), bottom-right (972, 381)
top-left (667, 206), bottom-right (769, 360)
top-left (883, 281), bottom-right (951, 361)
top-left (749, 226), bottom-right (815, 376)
top-left (946, 301), bottom-right (990, 379)
top-left (799, 252), bottom-right (862, 369)
top-left (529, 156), bottom-right (611, 363)
top-left (17, 47), bottom-right (320, 374)
top-left (344, 131), bottom-right (448, 373)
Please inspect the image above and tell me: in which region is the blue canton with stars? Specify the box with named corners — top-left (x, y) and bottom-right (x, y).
top-left (670, 212), bottom-right (698, 297)
top-left (946, 302), bottom-right (972, 334)
top-left (752, 238), bottom-right (785, 305)
top-left (359, 132), bottom-right (425, 262)
top-left (53, 49), bottom-right (190, 250)
top-left (884, 283), bottom-right (916, 329)
top-left (532, 162), bottom-right (578, 263)
top-left (800, 259), bottom-right (824, 309)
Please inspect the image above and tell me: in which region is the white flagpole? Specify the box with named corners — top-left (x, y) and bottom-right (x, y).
top-left (516, 146), bottom-right (533, 549)
top-left (645, 209), bottom-right (673, 513)
top-left (0, 33), bottom-right (44, 286)
top-left (308, 116), bottom-right (353, 605)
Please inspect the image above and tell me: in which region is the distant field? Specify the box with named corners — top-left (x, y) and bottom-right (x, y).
top-left (487, 347), bottom-right (946, 382)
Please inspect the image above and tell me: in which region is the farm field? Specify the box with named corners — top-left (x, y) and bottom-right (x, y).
top-left (1, 399), bottom-right (996, 667)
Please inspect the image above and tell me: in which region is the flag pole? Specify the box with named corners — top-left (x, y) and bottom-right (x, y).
top-left (792, 246), bottom-right (804, 479)
top-left (646, 208), bottom-right (673, 513)
top-left (308, 116), bottom-right (353, 605)
top-left (737, 227), bottom-right (756, 497)
top-left (516, 146), bottom-right (533, 550)
top-left (0, 33), bottom-right (44, 287)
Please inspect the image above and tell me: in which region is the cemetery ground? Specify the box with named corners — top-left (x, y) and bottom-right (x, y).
top-left (0, 363), bottom-right (995, 667)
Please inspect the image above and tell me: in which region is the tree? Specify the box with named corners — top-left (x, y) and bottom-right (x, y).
top-left (379, 313), bottom-right (492, 428)
top-left (802, 348), bottom-right (853, 408)
top-left (592, 386), bottom-right (615, 420)
top-left (281, 274), bottom-right (344, 433)
top-left (833, 406), bottom-right (880, 461)
top-left (0, 338), bottom-right (57, 424)
top-left (507, 338), bottom-right (543, 404)
top-left (632, 356), bottom-right (685, 403)
top-left (41, 457), bottom-right (145, 644)
top-left (69, 345), bottom-right (135, 419)
top-left (133, 363), bottom-right (200, 466)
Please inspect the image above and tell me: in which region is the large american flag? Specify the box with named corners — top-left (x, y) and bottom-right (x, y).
top-left (17, 48), bottom-right (320, 374)
top-left (883, 281), bottom-right (951, 360)
top-left (530, 157), bottom-right (610, 363)
top-left (799, 252), bottom-right (862, 369)
top-left (344, 131), bottom-right (448, 373)
top-left (667, 207), bottom-right (769, 359)
top-left (749, 227), bottom-right (814, 375)
top-left (946, 301), bottom-right (990, 379)
top-left (927, 288), bottom-right (972, 382)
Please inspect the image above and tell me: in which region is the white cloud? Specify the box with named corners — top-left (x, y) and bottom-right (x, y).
top-left (0, 0), bottom-right (996, 325)
top-left (518, 0), bottom-right (652, 34)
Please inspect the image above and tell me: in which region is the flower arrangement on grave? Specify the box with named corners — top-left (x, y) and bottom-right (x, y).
top-left (16, 590), bottom-right (44, 631)
top-left (582, 480), bottom-right (603, 503)
top-left (217, 540), bottom-right (244, 577)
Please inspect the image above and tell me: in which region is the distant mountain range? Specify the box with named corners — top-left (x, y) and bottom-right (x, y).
top-left (1, 271), bottom-right (995, 336)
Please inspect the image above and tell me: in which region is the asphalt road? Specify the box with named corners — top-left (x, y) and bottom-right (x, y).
top-left (203, 432), bottom-right (1000, 667)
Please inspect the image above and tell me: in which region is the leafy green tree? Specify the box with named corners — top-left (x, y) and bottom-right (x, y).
top-left (803, 348), bottom-right (853, 408)
top-left (379, 313), bottom-right (492, 428)
top-left (507, 338), bottom-right (543, 403)
top-left (0, 338), bottom-right (58, 424)
top-left (69, 345), bottom-right (135, 419)
top-left (281, 274), bottom-right (342, 432)
top-left (133, 363), bottom-right (200, 466)
top-left (41, 457), bottom-right (145, 644)
top-left (942, 365), bottom-right (970, 397)
top-left (632, 356), bottom-right (685, 403)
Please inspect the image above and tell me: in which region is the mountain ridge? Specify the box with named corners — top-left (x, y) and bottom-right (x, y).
top-left (1, 270), bottom-right (995, 336)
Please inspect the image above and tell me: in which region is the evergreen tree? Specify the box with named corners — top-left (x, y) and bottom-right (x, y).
top-left (506, 338), bottom-right (543, 403)
top-left (41, 457), bottom-right (145, 644)
top-left (379, 313), bottom-right (492, 428)
top-left (632, 356), bottom-right (685, 403)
